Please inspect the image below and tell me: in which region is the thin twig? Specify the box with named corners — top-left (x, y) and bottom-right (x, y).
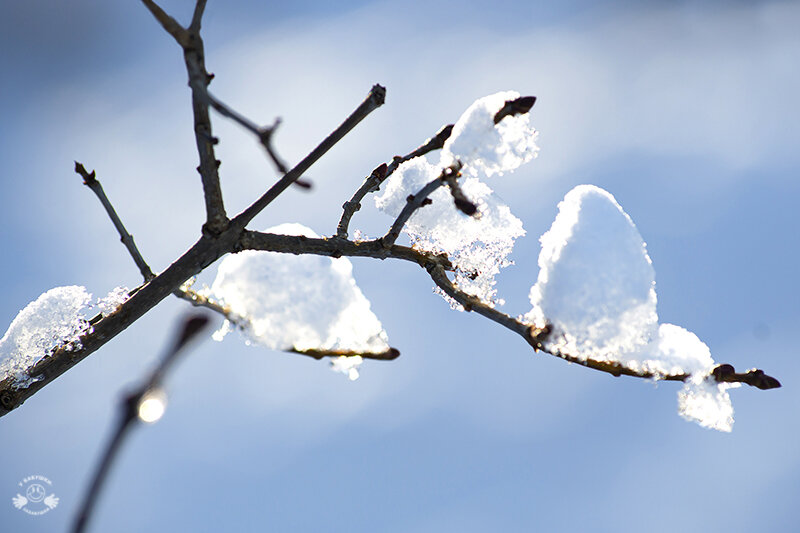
top-left (140, 0), bottom-right (190, 46)
top-left (75, 162), bottom-right (155, 282)
top-left (231, 84), bottom-right (386, 230)
top-left (336, 123), bottom-right (454, 239)
top-left (336, 163), bottom-right (387, 238)
top-left (387, 124), bottom-right (454, 177)
top-left (381, 163), bottom-right (462, 249)
top-left (493, 96), bottom-right (537, 124)
top-left (72, 314), bottom-right (210, 533)
top-left (143, 0), bottom-right (228, 234)
top-left (195, 90), bottom-right (312, 188)
top-left (426, 262), bottom-right (780, 388)
top-left (289, 347), bottom-right (401, 361)
top-left (189, 0), bottom-right (207, 32)
top-left (237, 231), bottom-right (454, 270)
top-left (442, 169), bottom-right (477, 216)
top-left (173, 286), bottom-right (232, 317)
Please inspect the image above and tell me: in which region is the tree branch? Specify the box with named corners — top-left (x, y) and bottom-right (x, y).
top-left (387, 124), bottom-right (454, 177)
top-left (237, 231), bottom-right (454, 270)
top-left (381, 163), bottom-right (462, 249)
top-left (425, 262), bottom-right (780, 388)
top-left (142, 0), bottom-right (229, 235)
top-left (195, 90), bottom-right (311, 188)
top-left (231, 84), bottom-right (386, 230)
top-left (0, 232), bottom-right (237, 418)
top-left (289, 347), bottom-right (400, 361)
top-left (189, 0), bottom-right (207, 33)
top-left (71, 314), bottom-right (210, 533)
top-left (336, 123), bottom-right (454, 239)
top-left (140, 0), bottom-right (190, 46)
top-left (336, 163), bottom-right (387, 239)
top-left (74, 162), bottom-right (155, 282)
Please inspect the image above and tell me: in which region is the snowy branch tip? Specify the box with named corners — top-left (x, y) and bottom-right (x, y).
top-left (525, 185), bottom-right (779, 432)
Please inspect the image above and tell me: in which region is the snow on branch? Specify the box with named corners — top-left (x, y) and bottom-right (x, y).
top-left (525, 185), bottom-right (780, 431)
top-left (0, 1), bottom-right (780, 429)
top-left (211, 224), bottom-right (395, 380)
top-left (376, 91), bottom-right (537, 307)
top-left (0, 286), bottom-right (129, 390)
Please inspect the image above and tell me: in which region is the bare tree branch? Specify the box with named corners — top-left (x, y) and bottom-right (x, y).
top-left (74, 162), bottom-right (155, 282)
top-left (289, 347), bottom-right (401, 361)
top-left (195, 90), bottom-right (311, 188)
top-left (237, 231), bottom-right (454, 270)
top-left (142, 0), bottom-right (229, 235)
top-left (426, 262), bottom-right (780, 388)
top-left (231, 84), bottom-right (386, 230)
top-left (337, 163), bottom-right (387, 239)
top-left (442, 168), bottom-right (477, 216)
top-left (72, 314), bottom-right (210, 533)
top-left (189, 0), bottom-right (207, 33)
top-left (140, 0), bottom-right (190, 46)
top-left (387, 124), bottom-right (455, 176)
top-left (336, 123), bottom-right (454, 239)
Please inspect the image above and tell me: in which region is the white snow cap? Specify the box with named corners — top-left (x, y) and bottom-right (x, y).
top-left (527, 185), bottom-right (659, 360)
top-left (210, 223), bottom-right (390, 379)
top-left (0, 286), bottom-right (92, 388)
top-left (526, 185), bottom-right (734, 431)
top-left (376, 91), bottom-right (538, 306)
top-left (441, 90), bottom-right (539, 177)
top-left (0, 285), bottom-right (131, 388)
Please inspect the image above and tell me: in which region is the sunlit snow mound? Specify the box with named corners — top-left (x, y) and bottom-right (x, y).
top-left (0, 285), bottom-right (129, 388)
top-left (526, 185), bottom-right (738, 431)
top-left (210, 223), bottom-right (390, 365)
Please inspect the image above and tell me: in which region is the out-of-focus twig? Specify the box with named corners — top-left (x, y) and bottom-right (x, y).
top-left (72, 314), bottom-right (210, 533)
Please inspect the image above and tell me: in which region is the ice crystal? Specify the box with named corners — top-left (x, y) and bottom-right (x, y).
top-left (376, 91), bottom-right (537, 306)
top-left (0, 286), bottom-right (92, 387)
top-left (97, 286), bottom-right (130, 317)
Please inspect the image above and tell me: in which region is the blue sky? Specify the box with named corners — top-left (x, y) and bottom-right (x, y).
top-left (1, 1), bottom-right (798, 531)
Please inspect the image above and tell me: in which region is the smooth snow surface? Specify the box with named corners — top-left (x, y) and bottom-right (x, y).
top-left (210, 224), bottom-right (389, 373)
top-left (526, 185), bottom-right (658, 360)
top-left (526, 185), bottom-right (735, 431)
